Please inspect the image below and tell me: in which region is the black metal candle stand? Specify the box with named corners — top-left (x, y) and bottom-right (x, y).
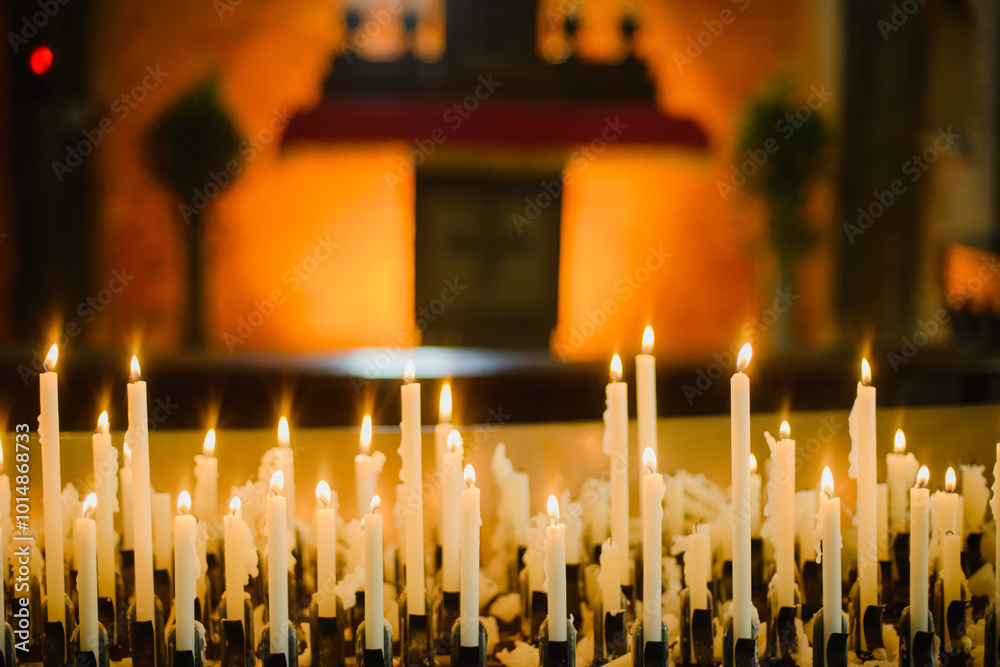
top-left (678, 587), bottom-right (714, 667)
top-left (69, 621), bottom-right (110, 667)
top-left (592, 595), bottom-right (629, 666)
top-left (932, 576), bottom-right (971, 664)
top-left (630, 618), bottom-right (668, 667)
top-left (809, 608), bottom-right (847, 667)
top-left (166, 620), bottom-right (207, 667)
top-left (847, 580), bottom-right (884, 660)
top-left (399, 591), bottom-right (437, 667)
top-left (799, 560), bottom-right (821, 621)
top-left (518, 569), bottom-right (546, 644)
top-left (127, 595), bottom-right (167, 667)
top-left (258, 619), bottom-right (298, 667)
top-left (435, 590), bottom-right (460, 655)
top-left (898, 606), bottom-right (935, 667)
top-left (721, 614), bottom-right (759, 667)
top-left (355, 617), bottom-right (393, 667)
top-left (985, 603), bottom-right (998, 667)
top-left (763, 585), bottom-right (800, 666)
top-left (309, 593), bottom-right (345, 667)
top-left (217, 591), bottom-right (255, 667)
top-left (539, 617), bottom-right (576, 667)
top-left (566, 563), bottom-right (583, 632)
top-left (42, 595), bottom-right (76, 667)
top-left (0, 623), bottom-right (15, 667)
top-left (449, 617), bottom-right (488, 667)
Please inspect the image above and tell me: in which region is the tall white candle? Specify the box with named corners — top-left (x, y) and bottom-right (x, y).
top-left (224, 497), bottom-right (257, 622)
top-left (436, 383), bottom-right (453, 535)
top-left (267, 471), bottom-right (289, 661)
top-left (76, 494), bottom-right (99, 655)
top-left (442, 430), bottom-right (463, 593)
top-left (796, 490), bottom-right (817, 566)
top-left (605, 354), bottom-right (629, 582)
top-left (175, 491), bottom-right (198, 652)
top-left (768, 421), bottom-right (795, 608)
top-left (276, 417), bottom-right (296, 530)
top-left (127, 356), bottom-right (155, 621)
top-left (599, 538), bottom-right (621, 613)
top-left (153, 492), bottom-right (172, 570)
top-left (887, 429), bottom-right (919, 534)
top-left (730, 343), bottom-right (753, 644)
top-left (355, 415), bottom-right (385, 519)
top-left (40, 344), bottom-right (65, 625)
top-left (121, 441), bottom-right (133, 550)
top-left (460, 465), bottom-right (481, 647)
top-left (910, 467), bottom-right (930, 666)
top-left (193, 429), bottom-right (218, 525)
top-left (852, 359), bottom-right (877, 615)
top-left (316, 481), bottom-right (338, 618)
top-left (749, 454), bottom-right (762, 537)
top-left (92, 411), bottom-right (118, 602)
top-left (820, 468), bottom-right (841, 651)
top-left (401, 360), bottom-right (426, 615)
top-left (545, 495), bottom-right (567, 642)
top-left (931, 469), bottom-right (961, 569)
top-left (941, 532), bottom-right (962, 651)
top-left (364, 496), bottom-right (385, 651)
top-left (636, 326), bottom-right (658, 471)
top-left (641, 448), bottom-right (665, 643)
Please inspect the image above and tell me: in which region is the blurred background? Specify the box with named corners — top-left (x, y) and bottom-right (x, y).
top-left (2, 0), bottom-right (1000, 429)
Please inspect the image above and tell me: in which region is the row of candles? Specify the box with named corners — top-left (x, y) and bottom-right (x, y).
top-left (24, 327), bottom-right (994, 665)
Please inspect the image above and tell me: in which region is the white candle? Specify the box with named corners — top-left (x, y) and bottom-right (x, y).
top-left (276, 417), bottom-right (296, 529)
top-left (852, 359), bottom-right (877, 615)
top-left (76, 494), bottom-right (99, 655)
top-left (442, 430), bottom-right (463, 593)
top-left (436, 383), bottom-right (453, 534)
top-left (599, 538), bottom-right (621, 613)
top-left (769, 422), bottom-right (795, 608)
top-left (749, 454), bottom-right (762, 537)
top-left (636, 326), bottom-right (658, 471)
top-left (393, 483), bottom-right (406, 569)
top-left (121, 441), bottom-right (133, 550)
top-left (364, 496), bottom-right (385, 651)
top-left (665, 474), bottom-right (684, 539)
top-left (175, 491), bottom-right (197, 652)
top-left (40, 344), bottom-right (65, 625)
top-left (583, 480), bottom-right (610, 549)
top-left (355, 415), bottom-right (385, 519)
top-left (605, 354), bottom-right (629, 582)
top-left (910, 467), bottom-right (930, 665)
top-left (942, 532), bottom-right (962, 651)
top-left (193, 429), bottom-right (218, 525)
top-left (92, 411), bottom-right (118, 602)
top-left (685, 529), bottom-right (709, 613)
top-left (127, 356), bottom-right (155, 621)
top-left (877, 484), bottom-right (889, 561)
top-left (527, 515), bottom-right (545, 592)
top-left (153, 492), bottom-right (172, 570)
top-left (565, 499), bottom-right (582, 565)
top-left (401, 360), bottom-right (426, 615)
top-left (509, 472), bottom-right (530, 547)
top-left (887, 429), bottom-right (919, 534)
top-left (460, 465), bottom-right (481, 647)
top-left (267, 471), bottom-right (289, 661)
top-left (931, 469), bottom-right (961, 569)
top-left (820, 468), bottom-right (841, 652)
top-left (316, 481), bottom-right (338, 618)
top-left (796, 490), bottom-right (817, 566)
top-left (641, 448), bottom-right (665, 644)
top-left (545, 495), bottom-right (567, 642)
top-left (961, 463), bottom-right (989, 536)
top-left (730, 343), bottom-right (753, 644)
top-left (224, 497), bottom-right (257, 622)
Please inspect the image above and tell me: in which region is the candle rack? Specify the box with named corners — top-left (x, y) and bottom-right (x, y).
top-left (127, 596), bottom-right (167, 667)
top-left (630, 619), bottom-right (668, 667)
top-left (355, 619), bottom-right (393, 667)
top-left (42, 595), bottom-right (76, 667)
top-left (809, 608), bottom-right (847, 667)
top-left (592, 595), bottom-right (629, 666)
top-left (898, 606), bottom-right (935, 667)
top-left (449, 617), bottom-right (488, 667)
top-left (985, 603), bottom-right (998, 667)
top-left (932, 576), bottom-right (971, 663)
top-left (539, 617), bottom-right (576, 667)
top-left (70, 621), bottom-right (110, 667)
top-left (399, 591), bottom-right (437, 667)
top-left (166, 620), bottom-right (207, 667)
top-left (435, 590), bottom-right (460, 655)
top-left (721, 614), bottom-right (760, 667)
top-left (309, 593), bottom-right (346, 667)
top-left (678, 587), bottom-right (714, 667)
top-left (764, 586), bottom-right (801, 666)
top-left (847, 580), bottom-right (884, 660)
top-left (217, 591), bottom-right (255, 667)
top-left (258, 619), bottom-right (298, 667)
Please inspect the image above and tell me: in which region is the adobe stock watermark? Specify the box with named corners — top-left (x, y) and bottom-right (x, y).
top-left (383, 76), bottom-right (502, 192)
top-left (877, 0), bottom-right (927, 41)
top-left (680, 287), bottom-right (799, 405)
top-left (179, 107), bottom-right (295, 223)
top-left (843, 126), bottom-right (959, 244)
top-left (512, 116), bottom-right (629, 234)
top-left (553, 245), bottom-right (672, 360)
top-left (717, 84), bottom-right (834, 201)
top-left (7, 0), bottom-right (72, 53)
top-left (51, 65), bottom-right (170, 182)
top-left (672, 0), bottom-right (752, 73)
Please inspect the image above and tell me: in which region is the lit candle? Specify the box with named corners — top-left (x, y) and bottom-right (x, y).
top-left (355, 415), bottom-right (385, 519)
top-left (941, 532), bottom-right (962, 651)
top-left (193, 429), bottom-right (218, 526)
top-left (127, 356), bottom-right (155, 621)
top-left (152, 492), bottom-right (172, 570)
top-left (364, 495), bottom-right (385, 651)
top-left (76, 494), bottom-right (99, 655)
top-left (40, 344), bottom-right (65, 625)
top-left (316, 481), bottom-right (338, 618)
top-left (267, 470), bottom-right (289, 661)
top-left (636, 326), bottom-right (658, 471)
top-left (546, 495), bottom-right (567, 642)
top-left (910, 466), bottom-right (930, 665)
top-left (92, 411), bottom-right (118, 603)
top-left (931, 468), bottom-right (960, 569)
top-left (460, 465), bottom-right (481, 647)
top-left (749, 454), bottom-right (761, 537)
top-left (275, 417), bottom-right (296, 529)
top-left (641, 448), bottom-right (665, 644)
top-left (442, 430), bottom-right (464, 593)
top-left (819, 468), bottom-right (841, 651)
top-left (175, 491), bottom-right (198, 652)
top-left (436, 383), bottom-right (453, 533)
top-left (796, 490), bottom-right (817, 567)
top-left (121, 440), bottom-right (133, 550)
top-left (605, 354), bottom-right (629, 583)
top-left (599, 538), bottom-right (621, 613)
top-left (401, 359), bottom-right (426, 615)
top-left (224, 496), bottom-right (257, 622)
top-left (887, 429), bottom-right (919, 534)
top-left (852, 358), bottom-right (877, 616)
top-left (730, 343), bottom-right (753, 645)
top-left (768, 421), bottom-right (795, 608)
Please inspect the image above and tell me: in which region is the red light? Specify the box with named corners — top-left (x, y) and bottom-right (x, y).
top-left (29, 46), bottom-right (53, 75)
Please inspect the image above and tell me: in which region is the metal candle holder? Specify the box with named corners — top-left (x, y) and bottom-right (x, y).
top-left (435, 590), bottom-right (460, 655)
top-left (70, 621), bottom-right (111, 667)
top-left (592, 595), bottom-right (629, 666)
top-left (217, 591), bottom-right (255, 667)
top-left (630, 619), bottom-right (668, 667)
top-left (258, 619), bottom-right (298, 667)
top-left (932, 576), bottom-right (970, 663)
top-left (678, 587), bottom-right (714, 667)
top-left (847, 580), bottom-right (884, 660)
top-left (399, 591), bottom-right (437, 667)
top-left (355, 618), bottom-right (393, 667)
top-left (764, 585), bottom-right (801, 665)
top-left (898, 606), bottom-right (935, 667)
top-left (42, 595), bottom-right (76, 667)
top-left (449, 617), bottom-right (488, 667)
top-left (166, 621), bottom-right (207, 667)
top-left (809, 608), bottom-right (847, 667)
top-left (127, 595), bottom-right (167, 667)
top-left (308, 594), bottom-right (345, 667)
top-left (539, 617), bottom-right (576, 667)
top-left (721, 614), bottom-right (759, 667)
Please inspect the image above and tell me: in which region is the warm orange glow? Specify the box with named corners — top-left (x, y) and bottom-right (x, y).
top-left (82, 493), bottom-right (98, 518)
top-left (44, 344), bottom-right (58, 372)
top-left (642, 326), bottom-right (654, 355)
top-left (230, 496), bottom-right (241, 514)
top-left (946, 467), bottom-right (956, 492)
top-left (277, 417), bottom-right (289, 447)
top-left (439, 382), bottom-right (452, 423)
top-left (370, 494), bottom-right (381, 513)
top-left (749, 453), bottom-right (758, 474)
top-left (916, 466), bottom-right (930, 488)
top-left (894, 429), bottom-right (905, 454)
top-left (203, 429), bottom-right (216, 456)
top-left (98, 411), bottom-right (110, 436)
top-left (177, 490), bottom-right (191, 514)
top-left (360, 414), bottom-right (372, 455)
top-left (547, 494), bottom-right (560, 523)
top-left (129, 355), bottom-right (141, 382)
top-left (861, 358), bottom-right (871, 386)
top-left (464, 464), bottom-right (476, 487)
top-left (821, 467), bottom-right (834, 497)
top-left (779, 420), bottom-right (790, 440)
top-left (447, 429), bottom-right (462, 454)
top-left (270, 470), bottom-right (284, 494)
top-left (642, 447), bottom-right (657, 474)
top-left (316, 480), bottom-right (331, 506)
top-left (737, 343), bottom-right (752, 372)
top-left (404, 359), bottom-right (415, 384)
top-left (610, 354), bottom-right (623, 382)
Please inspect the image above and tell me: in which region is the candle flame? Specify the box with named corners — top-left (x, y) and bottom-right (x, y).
top-left (82, 493), bottom-right (97, 518)
top-left (821, 467), bottom-right (834, 497)
top-left (447, 429), bottom-right (463, 454)
top-left (464, 464), bottom-right (476, 487)
top-left (203, 428), bottom-right (216, 456)
top-left (230, 496), bottom-right (241, 514)
top-left (779, 420), bottom-right (790, 440)
top-left (642, 447), bottom-right (656, 474)
top-left (642, 326), bottom-right (654, 354)
top-left (439, 382), bottom-right (452, 423)
top-left (370, 494), bottom-right (381, 513)
top-left (894, 429), bottom-right (905, 454)
top-left (360, 414), bottom-right (372, 455)
top-left (270, 470), bottom-right (284, 494)
top-left (129, 355), bottom-right (141, 382)
top-left (316, 480), bottom-right (331, 506)
top-left (404, 359), bottom-right (415, 384)
top-left (736, 343), bottom-right (752, 372)
top-left (44, 344), bottom-right (58, 372)
top-left (861, 358), bottom-right (871, 386)
top-left (749, 453), bottom-right (757, 473)
top-left (98, 411), bottom-right (109, 436)
top-left (916, 465), bottom-right (930, 488)
top-left (946, 466), bottom-right (956, 492)
top-left (277, 416), bottom-right (289, 447)
top-left (547, 494), bottom-right (560, 523)
top-left (610, 354), bottom-right (623, 382)
top-left (177, 490), bottom-right (191, 514)
top-left (123, 441), bottom-right (131, 464)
